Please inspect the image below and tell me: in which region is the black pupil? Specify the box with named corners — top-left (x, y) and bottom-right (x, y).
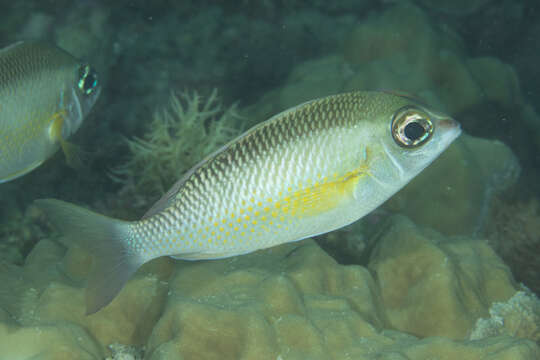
top-left (83, 73), bottom-right (96, 92)
top-left (404, 121), bottom-right (425, 141)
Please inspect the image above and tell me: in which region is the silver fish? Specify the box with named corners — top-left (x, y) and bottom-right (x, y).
top-left (36, 91), bottom-right (461, 314)
top-left (0, 41), bottom-right (101, 183)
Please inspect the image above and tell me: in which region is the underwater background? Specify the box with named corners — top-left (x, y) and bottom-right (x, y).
top-left (1, 0), bottom-right (540, 359)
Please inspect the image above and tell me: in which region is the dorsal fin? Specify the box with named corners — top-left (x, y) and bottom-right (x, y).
top-left (379, 89), bottom-right (429, 107)
top-left (0, 41), bottom-right (24, 54)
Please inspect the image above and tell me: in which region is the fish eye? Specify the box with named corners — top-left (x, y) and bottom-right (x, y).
top-left (78, 64), bottom-right (98, 95)
top-left (391, 107), bottom-right (433, 148)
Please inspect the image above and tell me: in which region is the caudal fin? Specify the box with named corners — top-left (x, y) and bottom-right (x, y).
top-left (34, 199), bottom-right (144, 315)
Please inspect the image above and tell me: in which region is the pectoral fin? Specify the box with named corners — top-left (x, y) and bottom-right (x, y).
top-left (60, 139), bottom-right (85, 170)
top-left (49, 111), bottom-right (85, 170)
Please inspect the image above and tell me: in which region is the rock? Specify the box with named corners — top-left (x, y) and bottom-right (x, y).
top-left (146, 242), bottom-right (387, 359)
top-left (0, 321), bottom-right (103, 359)
top-left (368, 215), bottom-right (518, 339)
top-left (376, 335), bottom-right (539, 359)
top-left (2, 220), bottom-right (540, 359)
top-left (27, 273), bottom-right (167, 350)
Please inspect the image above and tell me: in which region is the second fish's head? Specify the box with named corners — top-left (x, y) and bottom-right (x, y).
top-left (59, 61), bottom-right (101, 138)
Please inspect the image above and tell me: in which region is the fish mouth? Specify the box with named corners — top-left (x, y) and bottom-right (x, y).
top-left (439, 117), bottom-right (461, 132)
top-left (438, 117), bottom-right (462, 148)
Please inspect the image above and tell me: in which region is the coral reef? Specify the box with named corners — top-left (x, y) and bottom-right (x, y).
top-left (110, 89), bottom-right (242, 209)
top-left (1, 215), bottom-right (539, 358)
top-left (0, 321), bottom-right (102, 359)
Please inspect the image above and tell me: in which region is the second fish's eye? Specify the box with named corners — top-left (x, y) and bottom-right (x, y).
top-left (391, 107), bottom-right (433, 148)
top-left (78, 64), bottom-right (98, 95)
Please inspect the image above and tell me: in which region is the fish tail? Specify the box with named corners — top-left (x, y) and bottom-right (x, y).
top-left (34, 199), bottom-right (144, 315)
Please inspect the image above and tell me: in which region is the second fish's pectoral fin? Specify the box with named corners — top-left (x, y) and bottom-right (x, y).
top-left (49, 110), bottom-right (85, 170)
top-left (60, 139), bottom-right (85, 170)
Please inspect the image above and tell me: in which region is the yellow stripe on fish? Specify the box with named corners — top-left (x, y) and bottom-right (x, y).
top-left (170, 168), bottom-right (364, 247)
top-left (36, 90), bottom-right (461, 315)
top-left (48, 110), bottom-right (68, 140)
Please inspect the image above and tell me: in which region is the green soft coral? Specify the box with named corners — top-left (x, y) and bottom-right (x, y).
top-left (111, 89), bottom-right (243, 208)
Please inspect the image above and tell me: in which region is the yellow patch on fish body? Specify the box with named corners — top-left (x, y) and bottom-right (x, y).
top-left (264, 162), bottom-right (370, 221)
top-left (48, 110), bottom-right (68, 140)
top-left (0, 41), bottom-right (100, 183)
top-left (36, 91), bottom-right (461, 314)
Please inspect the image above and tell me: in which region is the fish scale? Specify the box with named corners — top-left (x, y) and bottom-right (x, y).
top-left (36, 90), bottom-right (461, 314)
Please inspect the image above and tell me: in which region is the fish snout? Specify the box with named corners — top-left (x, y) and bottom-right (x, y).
top-left (438, 118), bottom-right (461, 132)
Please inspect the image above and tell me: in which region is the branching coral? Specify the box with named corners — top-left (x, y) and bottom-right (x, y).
top-left (111, 89), bottom-right (243, 209)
